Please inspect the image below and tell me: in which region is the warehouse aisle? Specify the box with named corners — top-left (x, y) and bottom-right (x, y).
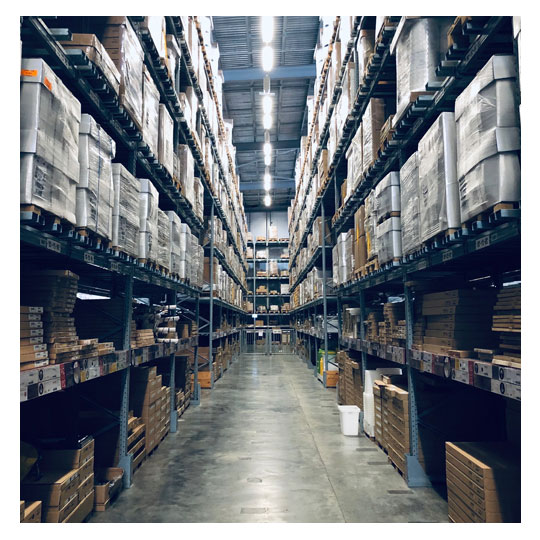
top-left (90, 354), bottom-right (448, 523)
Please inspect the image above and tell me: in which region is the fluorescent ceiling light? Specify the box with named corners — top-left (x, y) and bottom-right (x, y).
top-left (261, 16), bottom-right (274, 43)
top-left (264, 194), bottom-right (272, 207)
top-left (264, 154), bottom-right (271, 166)
top-left (262, 45), bottom-right (274, 72)
top-left (263, 113), bottom-right (273, 130)
top-left (262, 95), bottom-right (273, 115)
top-left (263, 142), bottom-right (272, 156)
top-left (264, 173), bottom-right (272, 190)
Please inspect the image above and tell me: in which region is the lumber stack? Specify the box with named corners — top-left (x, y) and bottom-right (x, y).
top-left (491, 285), bottom-right (521, 367)
top-left (20, 306), bottom-right (48, 370)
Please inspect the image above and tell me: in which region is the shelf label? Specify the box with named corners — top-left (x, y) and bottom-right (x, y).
top-left (417, 260), bottom-right (428, 271)
top-left (110, 261), bottom-right (120, 273)
top-left (83, 252), bottom-right (95, 265)
top-left (46, 238), bottom-right (61, 253)
top-left (442, 250), bottom-right (453, 262)
top-left (475, 235), bottom-right (490, 251)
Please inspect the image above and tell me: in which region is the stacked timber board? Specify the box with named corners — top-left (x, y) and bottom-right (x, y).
top-left (492, 285), bottom-right (521, 367)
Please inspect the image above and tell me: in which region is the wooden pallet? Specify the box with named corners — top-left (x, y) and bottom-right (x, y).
top-left (461, 202), bottom-right (520, 234)
top-left (394, 91), bottom-right (436, 127)
top-left (76, 227), bottom-right (113, 251)
top-left (21, 204), bottom-right (78, 235)
top-left (364, 258), bottom-right (380, 275)
top-left (447, 16), bottom-right (473, 48)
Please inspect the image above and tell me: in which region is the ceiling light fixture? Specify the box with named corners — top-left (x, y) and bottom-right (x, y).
top-left (262, 94), bottom-right (272, 114)
top-left (264, 193), bottom-right (272, 207)
top-left (263, 142), bottom-right (272, 156)
top-left (262, 45), bottom-right (274, 72)
top-left (263, 113), bottom-right (273, 130)
top-left (264, 172), bottom-right (272, 190)
top-left (264, 154), bottom-right (271, 166)
top-left (261, 16), bottom-right (274, 44)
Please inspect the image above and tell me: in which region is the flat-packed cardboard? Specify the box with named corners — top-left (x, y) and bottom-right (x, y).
top-left (21, 469), bottom-right (79, 509)
top-left (44, 492), bottom-right (79, 523)
top-left (62, 490), bottom-right (94, 523)
top-left (78, 473), bottom-right (94, 502)
top-left (22, 501), bottom-right (42, 523)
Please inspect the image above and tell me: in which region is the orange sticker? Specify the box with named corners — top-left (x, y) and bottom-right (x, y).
top-left (44, 77), bottom-right (52, 91)
top-left (21, 69), bottom-right (38, 77)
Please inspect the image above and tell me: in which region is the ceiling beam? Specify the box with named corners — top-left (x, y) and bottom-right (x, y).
top-left (234, 139), bottom-right (300, 152)
top-left (240, 179), bottom-right (295, 191)
top-left (222, 64), bottom-right (316, 82)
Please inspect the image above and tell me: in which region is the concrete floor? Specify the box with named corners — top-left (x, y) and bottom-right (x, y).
top-left (90, 353), bottom-right (448, 523)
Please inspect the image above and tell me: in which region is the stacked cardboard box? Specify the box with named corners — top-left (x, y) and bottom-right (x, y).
top-left (22, 437), bottom-right (95, 523)
top-left (491, 285), bottom-right (521, 366)
top-left (373, 380), bottom-right (386, 449)
top-left (157, 209), bottom-right (171, 272)
top-left (20, 501), bottom-right (42, 523)
top-left (20, 58), bottom-right (81, 225)
top-left (365, 307), bottom-right (383, 341)
top-left (21, 271), bottom-right (80, 365)
top-left (381, 303), bottom-right (406, 346)
top-left (102, 17), bottom-right (144, 130)
top-left (139, 179), bottom-right (159, 262)
top-left (94, 468), bottom-right (123, 512)
top-left (112, 164), bottom-right (140, 259)
top-left (130, 366), bottom-right (162, 454)
top-left (20, 306), bottom-right (48, 370)
top-left (156, 385), bottom-right (171, 443)
top-left (383, 384), bottom-right (410, 475)
top-left (445, 441), bottom-right (520, 523)
top-left (420, 289), bottom-right (497, 355)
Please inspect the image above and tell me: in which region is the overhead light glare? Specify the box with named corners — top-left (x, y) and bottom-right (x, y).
top-left (264, 154), bottom-right (271, 166)
top-left (264, 194), bottom-right (272, 207)
top-left (262, 94), bottom-right (273, 114)
top-left (261, 16), bottom-right (274, 43)
top-left (263, 142), bottom-right (272, 156)
top-left (263, 113), bottom-right (273, 130)
top-left (262, 45), bottom-right (274, 72)
top-left (264, 173), bottom-right (272, 190)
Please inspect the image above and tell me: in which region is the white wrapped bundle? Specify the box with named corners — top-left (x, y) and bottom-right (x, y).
top-left (158, 104), bottom-right (174, 177)
top-left (157, 209), bottom-right (171, 271)
top-left (399, 152), bottom-right (421, 256)
top-left (455, 55), bottom-right (520, 222)
top-left (374, 171), bottom-right (400, 220)
top-left (112, 164), bottom-right (140, 258)
top-left (20, 58), bottom-right (81, 224)
top-left (376, 217), bottom-right (402, 264)
top-left (138, 179), bottom-right (159, 260)
top-left (418, 112), bottom-right (459, 243)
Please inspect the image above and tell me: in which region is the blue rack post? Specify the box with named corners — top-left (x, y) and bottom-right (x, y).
top-left (208, 201), bottom-right (215, 386)
top-left (168, 293), bottom-right (178, 433)
top-left (192, 295), bottom-right (201, 406)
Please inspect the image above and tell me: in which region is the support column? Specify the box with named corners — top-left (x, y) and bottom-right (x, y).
top-left (192, 295), bottom-right (201, 406)
top-left (209, 202), bottom-right (215, 387)
top-left (321, 204), bottom-right (329, 377)
top-left (118, 272), bottom-right (133, 489)
top-left (168, 292), bottom-right (177, 433)
top-left (404, 283), bottom-right (431, 487)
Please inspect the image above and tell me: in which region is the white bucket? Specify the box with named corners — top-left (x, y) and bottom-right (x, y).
top-left (338, 405), bottom-right (361, 436)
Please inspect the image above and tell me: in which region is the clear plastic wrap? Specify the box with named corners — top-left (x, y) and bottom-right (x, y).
top-left (399, 152), bottom-right (421, 256)
top-left (177, 144), bottom-right (195, 206)
top-left (346, 123), bottom-right (363, 189)
top-left (141, 17), bottom-right (167, 65)
top-left (394, 17), bottom-right (453, 125)
top-left (166, 34), bottom-right (182, 93)
top-left (376, 217), bottom-right (402, 264)
top-left (455, 55), bottom-right (520, 221)
top-left (76, 114), bottom-right (115, 238)
top-left (158, 104), bottom-right (174, 177)
top-left (138, 179), bottom-right (159, 260)
top-left (374, 171), bottom-right (400, 219)
top-left (111, 163), bottom-right (140, 258)
top-left (59, 34), bottom-right (121, 96)
top-left (364, 191), bottom-right (378, 260)
top-left (142, 66), bottom-right (160, 157)
top-left (157, 209), bottom-right (171, 271)
top-left (418, 112), bottom-right (459, 242)
top-left (20, 58), bottom-right (81, 224)
top-left (102, 17), bottom-right (144, 130)
top-left (193, 177), bottom-right (204, 221)
top-left (362, 99), bottom-right (385, 175)
top-left (357, 29), bottom-right (375, 78)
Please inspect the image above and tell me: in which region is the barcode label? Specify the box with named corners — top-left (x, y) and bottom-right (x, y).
top-left (417, 260), bottom-right (428, 270)
top-left (46, 239), bottom-right (61, 253)
top-left (110, 261), bottom-right (120, 272)
top-left (475, 235), bottom-right (490, 250)
top-left (84, 252), bottom-right (95, 264)
top-left (442, 250), bottom-right (453, 262)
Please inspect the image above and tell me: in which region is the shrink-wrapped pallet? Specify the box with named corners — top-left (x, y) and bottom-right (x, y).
top-left (376, 217), bottom-right (402, 264)
top-left (141, 17), bottom-right (168, 69)
top-left (177, 223), bottom-right (191, 280)
top-left (193, 177), bottom-right (204, 221)
top-left (418, 112), bottom-right (459, 243)
top-left (157, 209), bottom-right (171, 271)
top-left (455, 55), bottom-right (520, 222)
top-left (166, 34), bottom-right (182, 94)
top-left (112, 164), bottom-right (140, 258)
top-left (20, 58), bottom-right (81, 224)
top-left (76, 114), bottom-right (115, 240)
top-left (177, 144), bottom-right (195, 207)
top-left (364, 191), bottom-right (378, 260)
top-left (392, 17), bottom-right (453, 126)
top-left (357, 29), bottom-right (375, 78)
top-left (374, 171), bottom-right (400, 221)
top-left (158, 104), bottom-right (174, 177)
top-left (138, 179), bottom-right (159, 261)
top-left (399, 152), bottom-right (421, 256)
top-left (346, 123), bottom-right (363, 190)
top-left (142, 65), bottom-right (160, 157)
top-left (362, 99), bottom-right (385, 175)
top-left (59, 34), bottom-right (121, 96)
top-left (102, 17), bottom-right (144, 130)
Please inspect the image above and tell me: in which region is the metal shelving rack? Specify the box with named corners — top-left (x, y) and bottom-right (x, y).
top-left (19, 15), bottom-right (247, 495)
top-left (288, 15), bottom-right (520, 489)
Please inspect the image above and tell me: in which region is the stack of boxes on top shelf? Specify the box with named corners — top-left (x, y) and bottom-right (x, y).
top-left (21, 437), bottom-right (95, 523)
